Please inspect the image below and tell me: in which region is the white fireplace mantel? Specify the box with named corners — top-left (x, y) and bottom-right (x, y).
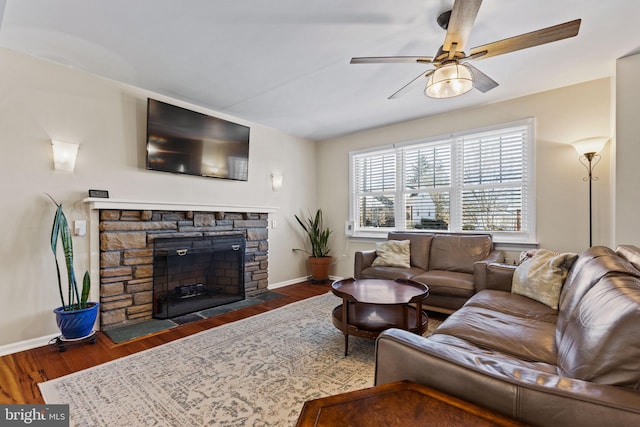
top-left (82, 198), bottom-right (277, 318)
top-left (83, 197), bottom-right (278, 213)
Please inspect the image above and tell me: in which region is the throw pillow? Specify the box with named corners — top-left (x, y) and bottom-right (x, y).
top-left (512, 249), bottom-right (578, 309)
top-left (518, 249), bottom-right (539, 264)
top-left (371, 240), bottom-right (411, 268)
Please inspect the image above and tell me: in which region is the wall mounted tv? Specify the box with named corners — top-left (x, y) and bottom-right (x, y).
top-left (146, 98), bottom-right (250, 181)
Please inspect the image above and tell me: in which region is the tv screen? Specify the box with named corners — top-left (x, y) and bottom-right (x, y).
top-left (146, 98), bottom-right (250, 181)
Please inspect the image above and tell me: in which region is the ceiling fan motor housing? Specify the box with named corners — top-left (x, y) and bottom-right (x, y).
top-left (437, 10), bottom-right (452, 30)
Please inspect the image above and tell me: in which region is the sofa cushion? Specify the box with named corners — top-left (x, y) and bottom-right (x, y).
top-left (371, 239), bottom-right (411, 268)
top-left (616, 245), bottom-right (640, 271)
top-left (434, 301), bottom-right (558, 364)
top-left (556, 247), bottom-right (640, 344)
top-left (560, 246), bottom-right (613, 307)
top-left (511, 249), bottom-right (578, 310)
top-left (428, 234), bottom-right (492, 274)
top-left (412, 270), bottom-right (475, 298)
top-left (388, 232), bottom-right (433, 270)
top-left (557, 275), bottom-right (640, 388)
top-left (359, 266), bottom-right (425, 281)
top-left (559, 246), bottom-right (620, 310)
top-left (426, 333), bottom-right (560, 376)
top-left (464, 289), bottom-right (558, 324)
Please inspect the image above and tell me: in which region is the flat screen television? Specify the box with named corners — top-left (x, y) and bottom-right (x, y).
top-left (146, 98), bottom-right (250, 181)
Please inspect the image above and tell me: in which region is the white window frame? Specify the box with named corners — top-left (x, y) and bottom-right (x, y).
top-left (349, 119), bottom-right (536, 244)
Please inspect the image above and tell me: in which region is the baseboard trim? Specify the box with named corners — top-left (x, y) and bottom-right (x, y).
top-left (0, 333), bottom-right (60, 357)
top-left (268, 277), bottom-right (309, 289)
top-left (2, 277), bottom-right (346, 356)
top-left (268, 276), bottom-right (343, 290)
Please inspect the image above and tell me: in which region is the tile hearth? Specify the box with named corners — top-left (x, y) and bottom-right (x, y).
top-left (103, 291), bottom-right (285, 343)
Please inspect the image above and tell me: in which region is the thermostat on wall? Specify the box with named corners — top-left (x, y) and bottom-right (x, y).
top-left (88, 189), bottom-right (109, 198)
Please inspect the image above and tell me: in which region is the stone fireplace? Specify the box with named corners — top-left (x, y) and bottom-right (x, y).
top-left (96, 206), bottom-right (270, 330)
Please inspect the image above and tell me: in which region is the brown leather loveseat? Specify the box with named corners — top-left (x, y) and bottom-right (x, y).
top-left (354, 232), bottom-right (504, 313)
top-left (375, 245), bottom-right (640, 426)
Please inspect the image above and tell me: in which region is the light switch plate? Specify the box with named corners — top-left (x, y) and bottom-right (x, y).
top-left (74, 220), bottom-right (86, 236)
top-left (344, 221), bottom-right (354, 236)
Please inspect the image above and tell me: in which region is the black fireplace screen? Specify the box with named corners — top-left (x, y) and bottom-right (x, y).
top-left (152, 234), bottom-right (246, 319)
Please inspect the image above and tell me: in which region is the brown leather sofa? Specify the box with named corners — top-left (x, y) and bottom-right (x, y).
top-left (375, 246), bottom-right (640, 426)
top-left (354, 232), bottom-right (504, 313)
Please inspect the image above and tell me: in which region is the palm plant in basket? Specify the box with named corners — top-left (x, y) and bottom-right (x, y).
top-left (48, 194), bottom-right (99, 339)
top-left (294, 209), bottom-right (332, 282)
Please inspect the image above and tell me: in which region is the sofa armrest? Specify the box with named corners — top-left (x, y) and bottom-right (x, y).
top-left (375, 329), bottom-right (640, 427)
top-left (354, 250), bottom-right (377, 279)
top-left (473, 250), bottom-right (506, 291)
top-left (475, 262), bottom-right (517, 292)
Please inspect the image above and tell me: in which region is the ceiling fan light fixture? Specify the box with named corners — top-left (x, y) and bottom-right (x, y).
top-left (425, 63), bottom-right (473, 99)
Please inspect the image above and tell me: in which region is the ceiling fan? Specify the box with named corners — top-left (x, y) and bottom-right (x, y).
top-left (351, 0), bottom-right (581, 99)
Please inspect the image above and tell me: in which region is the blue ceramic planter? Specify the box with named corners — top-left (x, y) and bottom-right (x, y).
top-left (54, 302), bottom-right (99, 339)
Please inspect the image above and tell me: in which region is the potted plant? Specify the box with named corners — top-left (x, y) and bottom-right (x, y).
top-left (48, 194), bottom-right (99, 339)
top-left (294, 209), bottom-right (332, 283)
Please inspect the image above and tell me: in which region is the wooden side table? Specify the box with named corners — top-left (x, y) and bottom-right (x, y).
top-left (331, 278), bottom-right (429, 356)
top-left (296, 380), bottom-right (526, 427)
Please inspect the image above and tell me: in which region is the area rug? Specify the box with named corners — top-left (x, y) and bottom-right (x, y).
top-left (40, 292), bottom-right (442, 426)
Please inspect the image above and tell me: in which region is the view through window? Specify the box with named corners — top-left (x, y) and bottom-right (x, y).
top-left (350, 119), bottom-right (535, 243)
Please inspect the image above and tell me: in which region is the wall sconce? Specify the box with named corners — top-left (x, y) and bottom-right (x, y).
top-left (271, 173), bottom-right (283, 192)
top-left (51, 140), bottom-right (79, 172)
top-left (571, 137), bottom-right (609, 247)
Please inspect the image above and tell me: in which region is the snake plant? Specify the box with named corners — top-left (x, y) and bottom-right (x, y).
top-left (48, 194), bottom-right (90, 311)
top-left (294, 209), bottom-right (332, 257)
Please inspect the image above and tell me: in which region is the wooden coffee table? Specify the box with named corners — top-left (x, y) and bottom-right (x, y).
top-left (331, 278), bottom-right (429, 356)
top-left (296, 380), bottom-right (526, 427)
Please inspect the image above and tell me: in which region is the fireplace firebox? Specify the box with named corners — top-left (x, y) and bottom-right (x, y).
top-left (152, 234), bottom-right (246, 319)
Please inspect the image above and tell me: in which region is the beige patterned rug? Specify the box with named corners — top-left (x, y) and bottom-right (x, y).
top-left (40, 292), bottom-right (441, 426)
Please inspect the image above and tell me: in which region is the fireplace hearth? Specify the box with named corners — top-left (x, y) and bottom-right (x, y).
top-left (153, 235), bottom-right (246, 319)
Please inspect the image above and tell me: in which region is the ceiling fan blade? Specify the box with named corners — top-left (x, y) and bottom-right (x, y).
top-left (465, 63), bottom-right (498, 93)
top-left (443, 0), bottom-right (483, 53)
top-left (351, 56), bottom-right (433, 64)
top-left (388, 69), bottom-right (434, 99)
top-left (469, 19), bottom-right (581, 61)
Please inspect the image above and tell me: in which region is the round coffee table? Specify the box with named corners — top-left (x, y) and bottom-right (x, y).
top-left (331, 278), bottom-right (429, 356)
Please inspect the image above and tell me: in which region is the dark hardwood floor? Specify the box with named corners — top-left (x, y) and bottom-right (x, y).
top-left (0, 282), bottom-right (331, 404)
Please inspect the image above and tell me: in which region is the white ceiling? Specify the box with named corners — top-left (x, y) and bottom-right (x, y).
top-left (0, 0), bottom-right (638, 141)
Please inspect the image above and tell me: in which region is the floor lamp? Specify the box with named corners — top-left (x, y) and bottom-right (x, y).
top-left (571, 137), bottom-right (609, 247)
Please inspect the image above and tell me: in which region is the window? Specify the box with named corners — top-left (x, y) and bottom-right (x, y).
top-left (352, 148), bottom-right (396, 228)
top-left (350, 119), bottom-right (535, 243)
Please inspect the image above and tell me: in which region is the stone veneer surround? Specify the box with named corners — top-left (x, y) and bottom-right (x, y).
top-left (99, 209), bottom-right (269, 330)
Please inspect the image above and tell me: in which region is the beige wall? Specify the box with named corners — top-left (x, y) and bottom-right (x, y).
top-left (0, 44), bottom-right (626, 352)
top-left (615, 53), bottom-right (640, 245)
top-left (0, 48), bottom-right (318, 350)
top-left (318, 78), bottom-right (613, 277)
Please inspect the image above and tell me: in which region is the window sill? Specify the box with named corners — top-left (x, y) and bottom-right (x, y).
top-left (348, 229), bottom-right (538, 252)
top-left (493, 241), bottom-right (539, 252)
top-left (348, 230), bottom-right (389, 241)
